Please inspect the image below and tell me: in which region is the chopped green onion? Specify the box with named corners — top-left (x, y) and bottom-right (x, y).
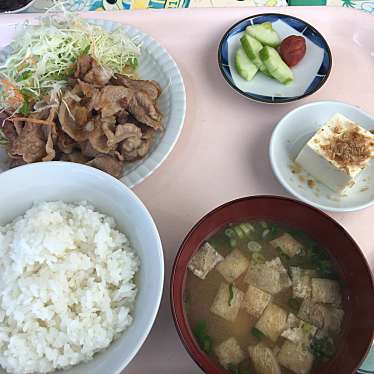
top-left (16, 71), bottom-right (32, 82)
top-left (193, 320), bottom-right (212, 354)
top-left (82, 44), bottom-right (91, 55)
top-left (251, 327), bottom-right (265, 340)
top-left (267, 223), bottom-right (281, 240)
top-left (234, 226), bottom-right (245, 239)
top-left (260, 221), bottom-right (268, 229)
top-left (247, 241), bottom-right (262, 253)
top-left (230, 238), bottom-right (237, 248)
top-left (201, 335), bottom-right (212, 354)
top-left (19, 100), bottom-right (30, 115)
top-left (225, 228), bottom-right (236, 238)
top-left (239, 223), bottom-right (253, 236)
top-left (310, 336), bottom-right (335, 361)
top-left (302, 322), bottom-right (313, 334)
top-left (228, 284), bottom-right (234, 306)
top-left (262, 229), bottom-right (270, 238)
top-left (252, 252), bottom-right (265, 264)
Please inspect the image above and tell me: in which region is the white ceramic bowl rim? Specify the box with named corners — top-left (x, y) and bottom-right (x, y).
top-left (270, 100), bottom-right (374, 213)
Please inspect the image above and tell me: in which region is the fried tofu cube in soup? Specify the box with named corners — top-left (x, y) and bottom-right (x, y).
top-left (210, 282), bottom-right (244, 322)
top-left (277, 340), bottom-right (314, 374)
top-left (255, 303), bottom-right (288, 342)
top-left (214, 337), bottom-right (244, 368)
top-left (245, 257), bottom-right (291, 294)
top-left (311, 278), bottom-right (342, 305)
top-left (248, 343), bottom-right (281, 374)
top-left (216, 249), bottom-right (249, 283)
top-left (298, 299), bottom-right (344, 333)
top-left (290, 267), bottom-right (316, 299)
top-left (281, 313), bottom-right (317, 347)
top-left (188, 242), bottom-right (223, 280)
top-left (242, 285), bottom-right (271, 318)
top-left (270, 233), bottom-right (303, 257)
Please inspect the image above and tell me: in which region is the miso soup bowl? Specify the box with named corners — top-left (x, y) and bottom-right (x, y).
top-left (171, 195), bottom-right (374, 374)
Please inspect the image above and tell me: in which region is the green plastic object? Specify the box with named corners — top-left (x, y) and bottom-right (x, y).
top-left (288, 0), bottom-right (327, 5)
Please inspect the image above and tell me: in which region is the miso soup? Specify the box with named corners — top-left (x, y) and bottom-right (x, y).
top-left (185, 221), bottom-right (344, 374)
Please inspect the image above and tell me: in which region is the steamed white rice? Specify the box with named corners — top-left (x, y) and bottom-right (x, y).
top-left (0, 201), bottom-right (139, 374)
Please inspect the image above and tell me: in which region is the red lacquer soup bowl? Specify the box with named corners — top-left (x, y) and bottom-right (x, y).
top-left (170, 196), bottom-right (374, 374)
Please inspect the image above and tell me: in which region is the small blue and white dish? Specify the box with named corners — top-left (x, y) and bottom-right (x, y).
top-left (218, 13), bottom-right (332, 104)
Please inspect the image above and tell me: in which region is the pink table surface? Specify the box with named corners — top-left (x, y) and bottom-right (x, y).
top-left (0, 7), bottom-right (373, 373)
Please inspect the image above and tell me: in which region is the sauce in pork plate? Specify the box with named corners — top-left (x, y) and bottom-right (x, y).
top-left (186, 221), bottom-right (344, 374)
top-left (0, 55), bottom-right (162, 179)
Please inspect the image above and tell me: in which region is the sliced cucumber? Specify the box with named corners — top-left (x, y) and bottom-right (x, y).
top-left (259, 46), bottom-right (294, 85)
top-left (235, 47), bottom-right (258, 81)
top-left (246, 23), bottom-right (281, 48)
top-left (240, 34), bottom-right (270, 77)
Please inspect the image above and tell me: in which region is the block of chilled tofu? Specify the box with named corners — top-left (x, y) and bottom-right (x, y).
top-left (248, 343), bottom-right (281, 374)
top-left (242, 285), bottom-right (271, 318)
top-left (210, 282), bottom-right (244, 322)
top-left (255, 303), bottom-right (288, 342)
top-left (214, 337), bottom-right (245, 368)
top-left (270, 233), bottom-right (303, 257)
top-left (295, 113), bottom-right (374, 194)
top-left (281, 313), bottom-right (317, 348)
top-left (188, 242), bottom-right (223, 280)
top-left (311, 278), bottom-right (342, 305)
top-left (277, 340), bottom-right (314, 374)
top-left (244, 257), bottom-right (291, 294)
top-left (298, 299), bottom-right (344, 333)
top-left (216, 249), bottom-right (250, 283)
top-left (290, 267), bottom-right (317, 299)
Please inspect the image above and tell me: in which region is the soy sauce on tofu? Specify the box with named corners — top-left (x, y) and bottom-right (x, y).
top-left (186, 221), bottom-right (344, 374)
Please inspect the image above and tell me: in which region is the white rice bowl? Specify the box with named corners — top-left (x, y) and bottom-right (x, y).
top-left (0, 201), bottom-right (139, 374)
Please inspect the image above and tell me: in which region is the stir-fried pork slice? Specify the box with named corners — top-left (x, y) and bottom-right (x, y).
top-left (42, 108), bottom-right (58, 161)
top-left (1, 118), bottom-right (17, 143)
top-left (105, 122), bottom-right (142, 148)
top-left (88, 116), bottom-right (116, 154)
top-left (112, 74), bottom-right (161, 101)
top-left (116, 110), bottom-right (129, 125)
top-left (118, 123), bottom-right (155, 161)
top-left (9, 155), bottom-right (26, 168)
top-left (75, 55), bottom-right (93, 79)
top-left (95, 86), bottom-right (132, 118)
top-left (77, 79), bottom-right (101, 111)
top-left (75, 55), bottom-right (112, 86)
top-left (80, 140), bottom-right (99, 158)
top-left (9, 122), bottom-right (46, 163)
top-left (87, 154), bottom-right (123, 178)
top-left (128, 91), bottom-right (162, 130)
top-left (43, 126), bottom-right (56, 162)
top-left (58, 89), bottom-right (94, 142)
top-left (61, 151), bottom-right (89, 164)
top-left (57, 130), bottom-right (76, 154)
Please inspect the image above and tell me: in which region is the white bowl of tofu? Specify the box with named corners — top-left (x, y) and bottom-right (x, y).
top-left (270, 101), bottom-right (374, 212)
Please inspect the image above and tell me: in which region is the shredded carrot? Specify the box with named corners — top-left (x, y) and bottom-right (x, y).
top-left (9, 117), bottom-right (54, 126)
top-left (1, 79), bottom-right (24, 107)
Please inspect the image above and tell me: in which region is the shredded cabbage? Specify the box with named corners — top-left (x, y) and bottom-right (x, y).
top-left (0, 12), bottom-right (141, 113)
